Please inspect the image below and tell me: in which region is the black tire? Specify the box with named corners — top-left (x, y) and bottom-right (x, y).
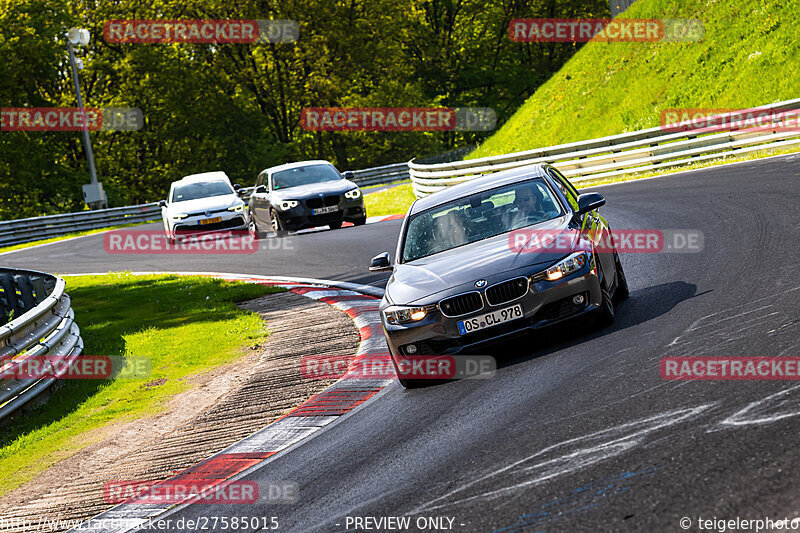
top-left (269, 208), bottom-right (288, 237)
top-left (596, 286), bottom-right (615, 326)
top-left (594, 257), bottom-right (615, 326)
top-left (353, 216), bottom-right (367, 226)
top-left (249, 218), bottom-right (266, 240)
top-left (329, 220), bottom-right (343, 230)
top-left (614, 252), bottom-right (630, 301)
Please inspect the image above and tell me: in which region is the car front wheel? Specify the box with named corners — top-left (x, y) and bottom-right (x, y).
top-left (249, 218), bottom-right (266, 240)
top-left (594, 257), bottom-right (615, 326)
top-left (270, 208), bottom-right (288, 237)
top-left (614, 252), bottom-right (629, 301)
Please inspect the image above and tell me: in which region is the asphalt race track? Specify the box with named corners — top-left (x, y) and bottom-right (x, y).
top-left (4, 155), bottom-right (800, 531)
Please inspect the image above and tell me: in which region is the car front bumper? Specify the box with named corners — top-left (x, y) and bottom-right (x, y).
top-left (381, 266), bottom-right (602, 358)
top-left (279, 198), bottom-right (366, 230)
top-left (171, 211), bottom-right (249, 236)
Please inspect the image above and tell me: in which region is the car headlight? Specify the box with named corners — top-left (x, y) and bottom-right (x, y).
top-left (344, 188), bottom-right (362, 199)
top-left (277, 200), bottom-right (299, 211)
top-left (228, 203), bottom-right (245, 213)
top-left (543, 252), bottom-right (589, 281)
top-left (171, 213), bottom-right (188, 221)
top-left (384, 304), bottom-right (437, 325)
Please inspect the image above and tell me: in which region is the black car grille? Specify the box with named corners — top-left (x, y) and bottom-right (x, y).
top-left (305, 195), bottom-right (340, 208)
top-left (485, 277), bottom-right (529, 306)
top-left (439, 292), bottom-right (483, 318)
top-left (175, 216), bottom-right (245, 232)
top-left (186, 207), bottom-right (229, 217)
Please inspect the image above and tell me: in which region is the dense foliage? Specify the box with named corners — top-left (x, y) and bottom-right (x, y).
top-left (0, 0), bottom-right (606, 219)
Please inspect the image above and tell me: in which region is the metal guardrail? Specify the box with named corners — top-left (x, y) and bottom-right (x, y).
top-left (0, 203), bottom-right (161, 248)
top-left (0, 268), bottom-right (83, 421)
top-left (409, 98), bottom-right (800, 197)
top-left (0, 161), bottom-right (417, 248)
top-left (350, 162), bottom-right (410, 187)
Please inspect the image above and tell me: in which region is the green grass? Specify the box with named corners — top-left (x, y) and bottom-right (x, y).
top-left (471, 0), bottom-right (799, 159)
top-left (364, 182), bottom-right (416, 217)
top-left (0, 222), bottom-right (146, 255)
top-left (0, 273), bottom-right (282, 497)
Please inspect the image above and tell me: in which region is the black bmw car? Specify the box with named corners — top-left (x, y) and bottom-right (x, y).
top-left (369, 163), bottom-right (629, 387)
top-left (248, 160), bottom-right (367, 237)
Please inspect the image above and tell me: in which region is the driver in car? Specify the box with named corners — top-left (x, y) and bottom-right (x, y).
top-left (505, 183), bottom-right (559, 228)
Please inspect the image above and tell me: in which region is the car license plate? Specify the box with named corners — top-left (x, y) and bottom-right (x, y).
top-left (199, 216), bottom-right (222, 225)
top-left (312, 205), bottom-right (338, 215)
top-left (457, 304), bottom-right (523, 335)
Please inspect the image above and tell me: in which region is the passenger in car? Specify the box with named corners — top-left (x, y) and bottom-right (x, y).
top-left (433, 211), bottom-right (468, 250)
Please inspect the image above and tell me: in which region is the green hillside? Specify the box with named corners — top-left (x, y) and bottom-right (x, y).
top-left (470, 0), bottom-right (799, 159)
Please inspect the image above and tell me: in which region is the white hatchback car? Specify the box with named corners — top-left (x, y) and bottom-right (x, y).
top-left (160, 172), bottom-right (249, 243)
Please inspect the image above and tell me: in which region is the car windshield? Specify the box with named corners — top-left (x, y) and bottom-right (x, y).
top-left (272, 164), bottom-right (341, 190)
top-left (171, 180), bottom-right (233, 202)
top-left (401, 178), bottom-right (563, 262)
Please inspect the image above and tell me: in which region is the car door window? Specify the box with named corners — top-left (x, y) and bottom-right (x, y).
top-left (548, 168), bottom-right (580, 210)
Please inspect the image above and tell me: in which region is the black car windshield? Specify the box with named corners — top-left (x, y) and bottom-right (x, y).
top-left (171, 180), bottom-right (233, 202)
top-left (272, 164), bottom-right (341, 190)
top-left (401, 178), bottom-right (563, 262)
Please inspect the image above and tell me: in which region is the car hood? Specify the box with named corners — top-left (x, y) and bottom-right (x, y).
top-left (271, 179), bottom-right (357, 200)
top-left (387, 215), bottom-right (580, 305)
top-left (167, 194), bottom-right (242, 215)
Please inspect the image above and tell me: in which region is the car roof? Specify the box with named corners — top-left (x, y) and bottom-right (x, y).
top-left (409, 163), bottom-right (550, 215)
top-left (178, 171), bottom-right (231, 183)
top-left (260, 160), bottom-right (336, 175)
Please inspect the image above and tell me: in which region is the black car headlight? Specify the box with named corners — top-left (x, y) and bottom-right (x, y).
top-left (543, 252), bottom-right (589, 281)
top-left (384, 304), bottom-right (437, 325)
top-left (277, 200), bottom-right (299, 211)
top-left (344, 188), bottom-right (362, 199)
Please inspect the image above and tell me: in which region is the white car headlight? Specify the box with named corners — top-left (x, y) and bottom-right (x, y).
top-left (384, 304), bottom-right (437, 325)
top-left (171, 213), bottom-right (188, 221)
top-left (543, 252), bottom-right (589, 281)
top-left (277, 200), bottom-right (299, 211)
top-left (228, 203), bottom-right (245, 213)
top-left (344, 188), bottom-right (362, 199)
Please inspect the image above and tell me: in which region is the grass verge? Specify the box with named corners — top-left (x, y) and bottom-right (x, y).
top-left (364, 182), bottom-right (416, 217)
top-left (0, 272), bottom-right (281, 497)
top-left (470, 0), bottom-right (799, 159)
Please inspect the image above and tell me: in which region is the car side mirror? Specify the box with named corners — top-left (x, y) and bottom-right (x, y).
top-left (369, 252), bottom-right (392, 272)
top-left (158, 200), bottom-right (167, 208)
top-left (343, 171), bottom-right (354, 181)
top-left (237, 188), bottom-right (248, 197)
top-left (255, 185), bottom-right (267, 194)
top-left (576, 192), bottom-right (605, 215)
top-left (233, 183), bottom-right (241, 191)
